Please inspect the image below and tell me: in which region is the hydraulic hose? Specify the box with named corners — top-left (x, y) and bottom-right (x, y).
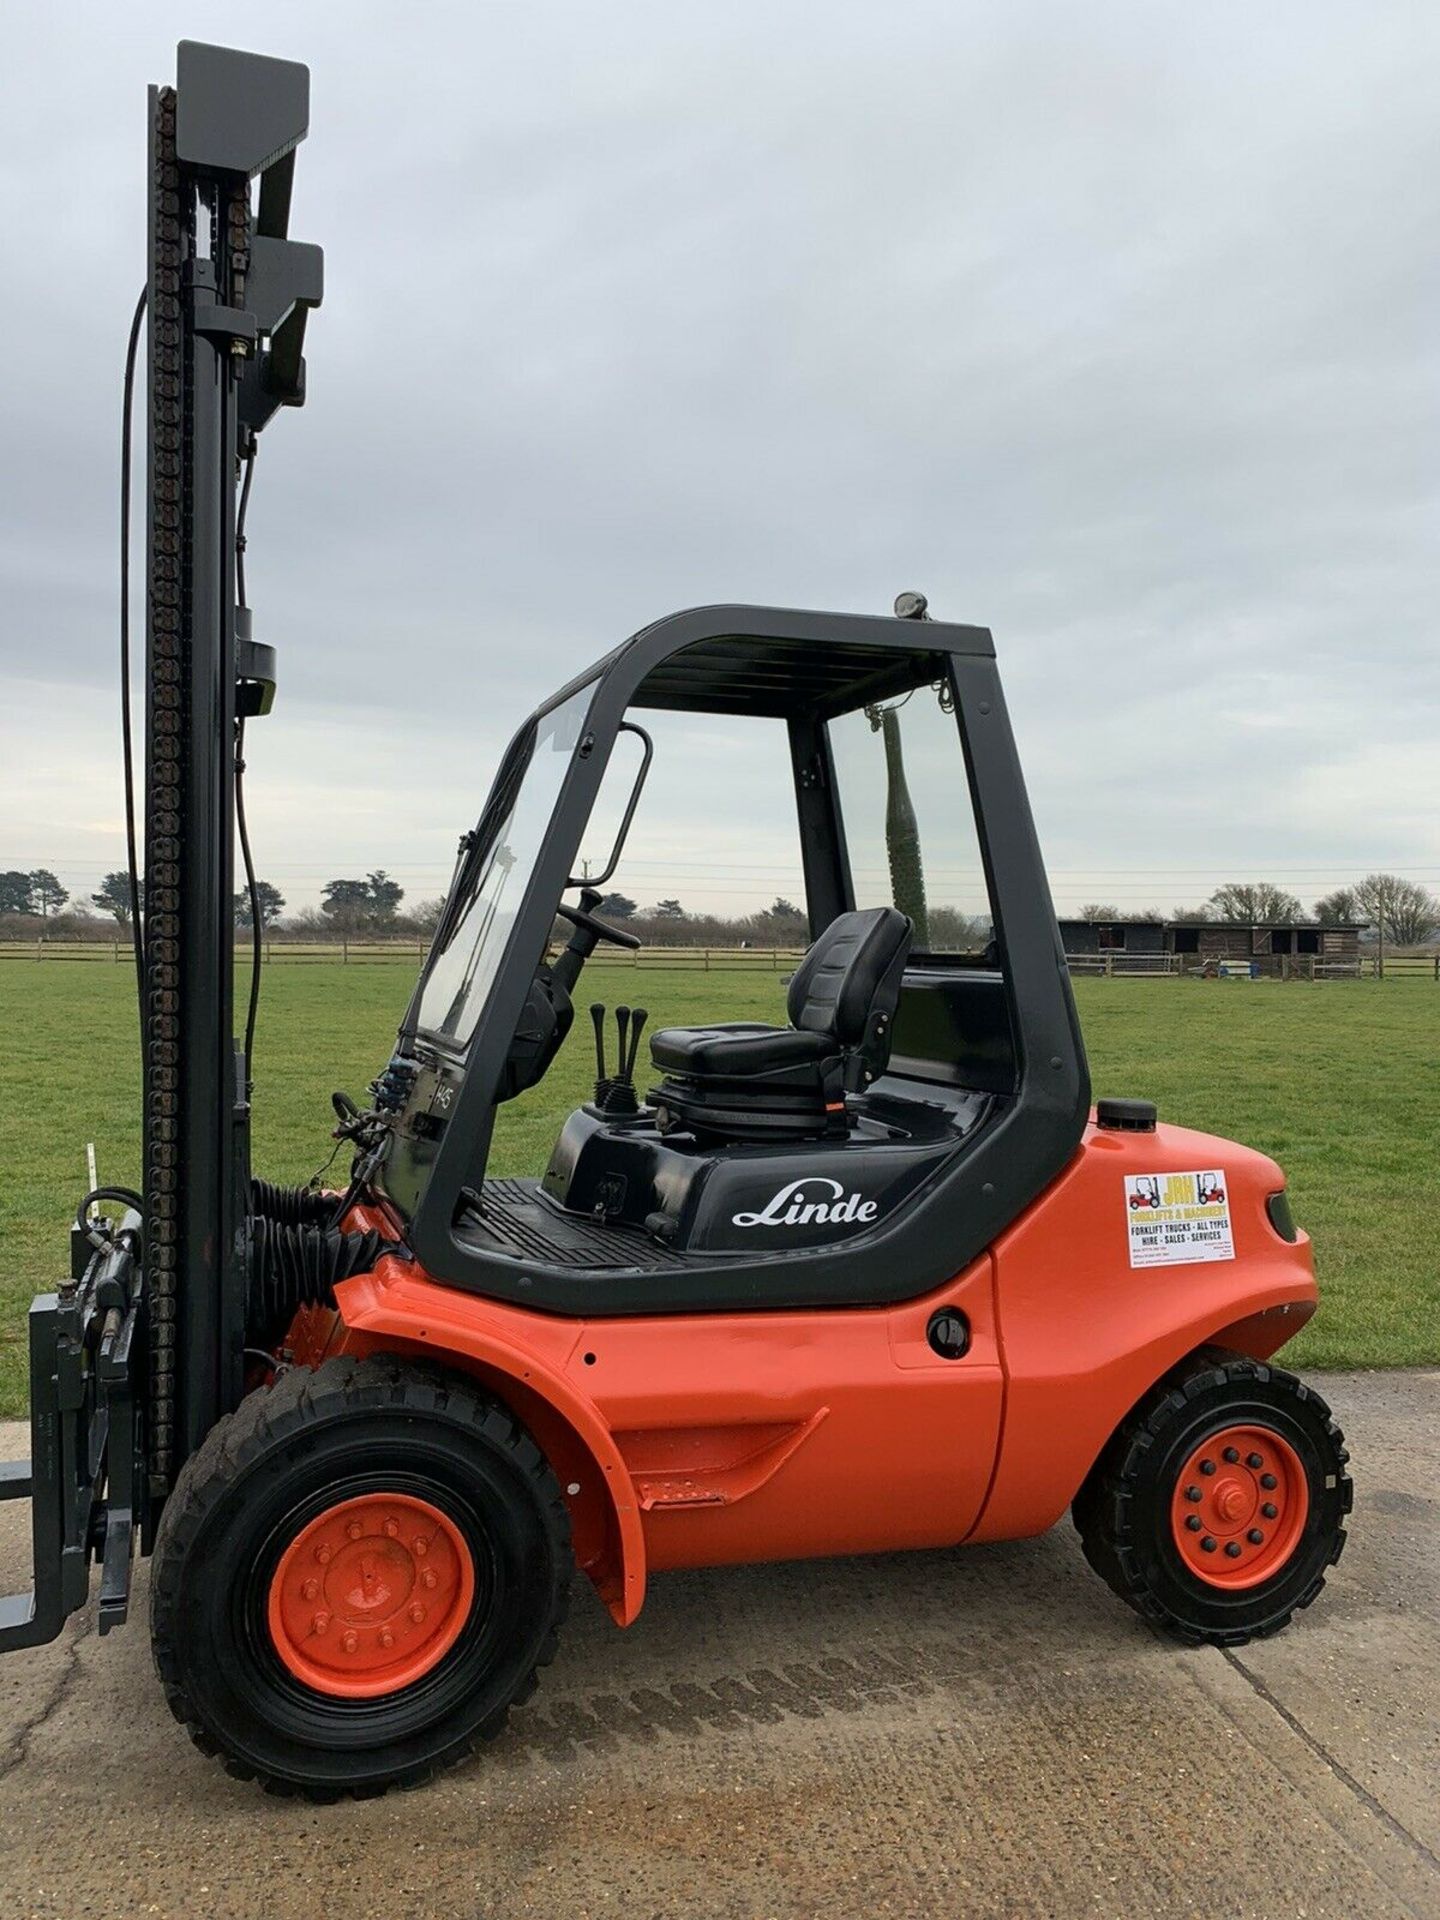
top-left (246, 1215), bottom-right (396, 1346)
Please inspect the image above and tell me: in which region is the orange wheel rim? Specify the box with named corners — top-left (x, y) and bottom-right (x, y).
top-left (266, 1493), bottom-right (475, 1699)
top-left (1171, 1424), bottom-right (1309, 1590)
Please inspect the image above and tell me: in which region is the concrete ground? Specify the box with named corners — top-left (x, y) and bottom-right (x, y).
top-left (0, 1370), bottom-right (1435, 1920)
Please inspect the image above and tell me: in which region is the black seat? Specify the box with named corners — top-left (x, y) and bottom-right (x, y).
top-left (648, 907), bottom-right (912, 1139)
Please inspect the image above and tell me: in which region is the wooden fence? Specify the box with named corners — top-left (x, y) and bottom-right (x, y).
top-left (5, 939), bottom-right (1436, 980)
top-left (1332, 954), bottom-right (1439, 981)
top-left (1065, 951), bottom-right (1440, 982)
top-left (588, 946), bottom-right (805, 972)
top-left (0, 937), bottom-right (425, 965)
top-left (1065, 952), bottom-right (1179, 978)
top-left (0, 938), bottom-right (807, 972)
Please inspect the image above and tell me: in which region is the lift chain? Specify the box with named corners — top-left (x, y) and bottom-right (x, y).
top-left (144, 85), bottom-right (184, 1489)
top-left (145, 94), bottom-right (258, 1494)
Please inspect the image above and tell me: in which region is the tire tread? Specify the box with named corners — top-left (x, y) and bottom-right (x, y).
top-left (1072, 1349), bottom-right (1351, 1647)
top-left (151, 1355), bottom-right (572, 1798)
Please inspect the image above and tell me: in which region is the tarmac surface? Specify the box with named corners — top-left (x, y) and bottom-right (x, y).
top-left (0, 1368), bottom-right (1435, 1920)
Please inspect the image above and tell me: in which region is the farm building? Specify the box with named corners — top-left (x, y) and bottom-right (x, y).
top-left (1057, 918), bottom-right (1367, 977)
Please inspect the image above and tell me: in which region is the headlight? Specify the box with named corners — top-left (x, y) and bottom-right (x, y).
top-left (1266, 1190), bottom-right (1299, 1243)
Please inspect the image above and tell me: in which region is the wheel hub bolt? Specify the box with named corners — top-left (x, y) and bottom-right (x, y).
top-left (312, 1611), bottom-right (330, 1634)
top-left (384, 1518), bottom-right (399, 1538)
top-left (301, 1578), bottom-right (319, 1601)
top-left (1262, 1502), bottom-right (1278, 1519)
top-left (341, 1631), bottom-right (358, 1653)
top-left (1247, 1529), bottom-right (1264, 1544)
top-left (1185, 1515), bottom-right (1202, 1532)
top-left (1224, 1542), bottom-right (1243, 1558)
top-left (421, 1568), bottom-right (437, 1589)
top-left (1201, 1536), bottom-right (1217, 1553)
top-left (410, 1603), bottom-right (426, 1624)
top-left (314, 1545), bottom-right (331, 1564)
top-left (413, 1537), bottom-right (429, 1556)
top-left (1247, 1453), bottom-right (1264, 1470)
top-left (1200, 1460), bottom-right (1217, 1476)
top-left (347, 1520), bottom-right (364, 1540)
top-left (379, 1629), bottom-right (394, 1649)
top-left (1185, 1485), bottom-right (1202, 1503)
top-left (1223, 1446), bottom-right (1239, 1463)
top-left (1260, 1472), bottom-right (1278, 1489)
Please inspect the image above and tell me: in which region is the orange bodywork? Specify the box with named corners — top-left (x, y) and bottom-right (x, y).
top-left (295, 1118), bottom-right (1315, 1627)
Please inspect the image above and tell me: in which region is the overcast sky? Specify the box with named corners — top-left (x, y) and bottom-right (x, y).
top-left (1, 2), bottom-right (1435, 922)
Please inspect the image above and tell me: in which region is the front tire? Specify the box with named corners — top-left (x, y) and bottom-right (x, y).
top-left (151, 1356), bottom-right (572, 1797)
top-left (1073, 1351), bottom-right (1351, 1647)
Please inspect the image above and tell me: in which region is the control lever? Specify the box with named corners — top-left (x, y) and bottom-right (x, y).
top-left (590, 1002), bottom-right (609, 1105)
top-left (603, 1004), bottom-right (641, 1116)
top-left (623, 1006), bottom-right (648, 1085)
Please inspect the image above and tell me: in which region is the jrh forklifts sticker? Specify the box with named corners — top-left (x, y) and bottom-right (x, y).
top-left (1125, 1171), bottom-right (1235, 1268)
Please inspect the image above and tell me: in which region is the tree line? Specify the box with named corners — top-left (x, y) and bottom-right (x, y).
top-left (1075, 876), bottom-right (1440, 948)
top-left (6, 868), bottom-right (1439, 949)
top-left (592, 893), bottom-right (991, 950)
top-left (242, 871), bottom-right (448, 937)
top-left (0, 867), bottom-right (437, 938)
top-left (0, 868), bottom-right (72, 919)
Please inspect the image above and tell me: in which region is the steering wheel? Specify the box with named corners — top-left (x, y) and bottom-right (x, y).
top-left (555, 902), bottom-right (642, 951)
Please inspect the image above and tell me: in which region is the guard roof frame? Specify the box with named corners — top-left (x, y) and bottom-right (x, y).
top-left (385, 602), bottom-right (1089, 1316)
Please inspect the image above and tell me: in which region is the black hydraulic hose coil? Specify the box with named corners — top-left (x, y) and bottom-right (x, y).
top-left (247, 1217), bottom-right (396, 1344)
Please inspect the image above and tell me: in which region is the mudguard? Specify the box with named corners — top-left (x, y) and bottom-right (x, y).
top-left (331, 1262), bottom-right (648, 1625)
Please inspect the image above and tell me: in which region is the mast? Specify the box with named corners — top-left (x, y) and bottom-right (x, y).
top-left (143, 43), bottom-right (322, 1489)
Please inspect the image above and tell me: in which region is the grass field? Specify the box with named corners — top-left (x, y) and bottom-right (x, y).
top-left (1, 960), bottom-right (1436, 1414)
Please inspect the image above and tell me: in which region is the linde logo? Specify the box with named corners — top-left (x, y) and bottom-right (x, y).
top-left (731, 1177), bottom-right (880, 1230)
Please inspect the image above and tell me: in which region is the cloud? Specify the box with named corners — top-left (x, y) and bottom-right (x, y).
top-left (1, 0), bottom-right (1434, 917)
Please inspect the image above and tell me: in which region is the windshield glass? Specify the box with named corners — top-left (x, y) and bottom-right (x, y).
top-left (415, 686), bottom-right (591, 1049)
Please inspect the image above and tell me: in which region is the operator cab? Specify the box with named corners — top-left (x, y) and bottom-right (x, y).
top-left (376, 604), bottom-right (1087, 1314)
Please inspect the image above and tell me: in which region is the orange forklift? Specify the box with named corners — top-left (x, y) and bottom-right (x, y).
top-left (0, 43), bottom-right (1350, 1798)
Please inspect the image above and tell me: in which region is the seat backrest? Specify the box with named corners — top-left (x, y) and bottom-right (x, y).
top-left (787, 908), bottom-right (913, 1054)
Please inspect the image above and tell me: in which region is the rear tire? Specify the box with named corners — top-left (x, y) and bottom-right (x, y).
top-left (151, 1356), bottom-right (571, 1797)
top-left (1073, 1351), bottom-right (1351, 1647)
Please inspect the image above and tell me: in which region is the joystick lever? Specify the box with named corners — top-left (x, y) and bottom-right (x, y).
top-left (623, 1006), bottom-right (648, 1086)
top-left (590, 1002), bottom-right (609, 1104)
top-left (601, 1002), bottom-right (648, 1116)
